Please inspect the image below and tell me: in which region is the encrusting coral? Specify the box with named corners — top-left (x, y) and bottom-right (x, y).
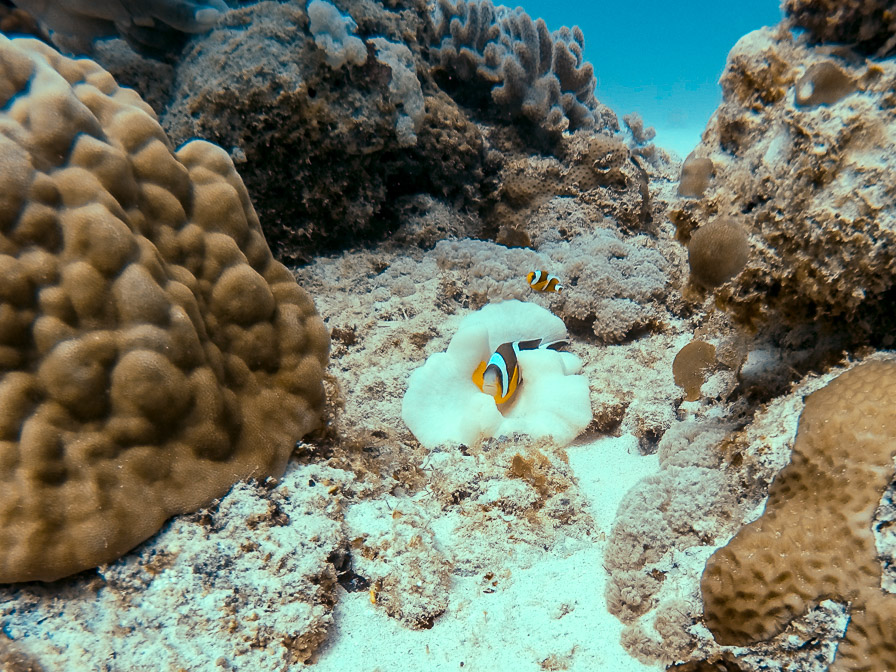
top-left (160, 0), bottom-right (487, 263)
top-left (0, 35), bottom-right (329, 583)
top-left (785, 0), bottom-right (896, 57)
top-left (701, 359), bottom-right (896, 671)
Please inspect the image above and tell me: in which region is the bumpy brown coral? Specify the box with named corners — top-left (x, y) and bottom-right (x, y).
top-left (0, 36), bottom-right (329, 583)
top-left (677, 153), bottom-right (713, 198)
top-left (701, 359), bottom-right (896, 671)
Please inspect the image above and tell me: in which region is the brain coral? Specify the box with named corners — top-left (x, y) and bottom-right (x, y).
top-left (670, 27), bottom-right (896, 336)
top-left (702, 359), bottom-right (896, 671)
top-left (0, 35), bottom-right (329, 583)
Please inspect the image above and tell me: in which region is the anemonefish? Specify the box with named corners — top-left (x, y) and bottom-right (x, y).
top-left (472, 337), bottom-right (568, 404)
top-left (527, 270), bottom-right (563, 293)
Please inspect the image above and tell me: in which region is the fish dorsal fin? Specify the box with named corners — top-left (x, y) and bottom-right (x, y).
top-left (516, 338), bottom-right (543, 351)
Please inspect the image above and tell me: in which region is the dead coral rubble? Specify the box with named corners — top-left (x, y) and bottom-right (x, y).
top-left (1, 462), bottom-right (349, 668)
top-left (0, 36), bottom-right (328, 583)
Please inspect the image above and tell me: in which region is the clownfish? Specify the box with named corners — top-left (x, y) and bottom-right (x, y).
top-left (472, 337), bottom-right (568, 404)
top-left (527, 270), bottom-right (563, 293)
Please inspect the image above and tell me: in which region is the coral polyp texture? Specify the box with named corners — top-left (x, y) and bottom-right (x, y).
top-left (670, 26), bottom-right (896, 335)
top-left (430, 0), bottom-right (617, 135)
top-left (0, 36), bottom-right (329, 583)
top-left (701, 359), bottom-right (896, 671)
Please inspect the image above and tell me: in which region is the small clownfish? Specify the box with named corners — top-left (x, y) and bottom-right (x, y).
top-left (472, 337), bottom-right (568, 404)
top-left (527, 270), bottom-right (563, 293)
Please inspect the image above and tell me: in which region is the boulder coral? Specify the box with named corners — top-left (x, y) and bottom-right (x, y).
top-left (0, 36), bottom-right (329, 583)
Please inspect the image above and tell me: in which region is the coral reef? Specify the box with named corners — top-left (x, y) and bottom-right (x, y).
top-left (59, 0), bottom-right (631, 264)
top-left (160, 0), bottom-right (489, 263)
top-left (0, 35), bottom-right (328, 582)
top-left (702, 359), bottom-right (896, 671)
top-left (292, 185), bottom-right (689, 456)
top-left (603, 352), bottom-right (896, 671)
top-left (670, 26), bottom-right (896, 340)
top-left (434, 222), bottom-right (674, 346)
top-left (17, 0), bottom-right (896, 669)
top-left (491, 131), bottom-right (661, 240)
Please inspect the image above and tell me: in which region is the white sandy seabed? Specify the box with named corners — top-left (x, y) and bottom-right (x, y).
top-left (315, 433), bottom-right (662, 672)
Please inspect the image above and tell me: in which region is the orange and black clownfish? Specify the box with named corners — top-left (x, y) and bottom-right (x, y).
top-left (472, 337), bottom-right (568, 404)
top-left (526, 270), bottom-right (563, 293)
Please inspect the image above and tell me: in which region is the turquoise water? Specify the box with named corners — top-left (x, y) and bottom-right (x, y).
top-left (518, 0), bottom-right (783, 156)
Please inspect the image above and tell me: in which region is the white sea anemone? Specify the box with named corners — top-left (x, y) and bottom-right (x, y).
top-left (401, 300), bottom-right (591, 449)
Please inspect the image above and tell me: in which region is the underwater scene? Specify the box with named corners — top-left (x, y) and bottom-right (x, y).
top-left (0, 0), bottom-right (893, 670)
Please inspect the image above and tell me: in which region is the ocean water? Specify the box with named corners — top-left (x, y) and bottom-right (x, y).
top-left (519, 0), bottom-right (783, 157)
